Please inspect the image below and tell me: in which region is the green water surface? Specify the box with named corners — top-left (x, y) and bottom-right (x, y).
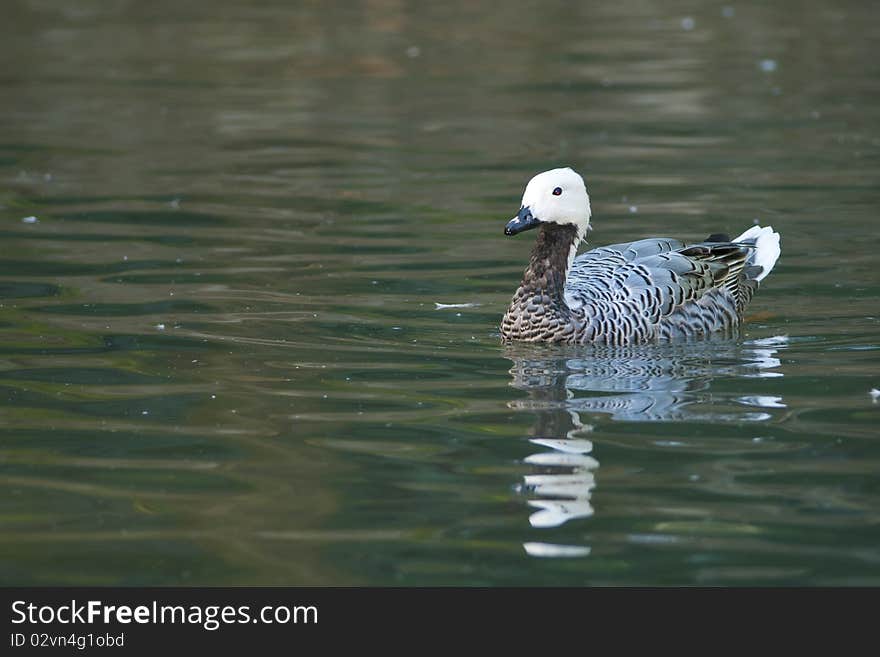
top-left (1, 0), bottom-right (879, 585)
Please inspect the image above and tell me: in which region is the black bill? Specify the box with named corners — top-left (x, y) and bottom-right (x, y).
top-left (504, 206), bottom-right (540, 236)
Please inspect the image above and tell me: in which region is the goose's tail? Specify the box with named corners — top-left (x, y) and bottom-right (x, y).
top-left (735, 225), bottom-right (781, 282)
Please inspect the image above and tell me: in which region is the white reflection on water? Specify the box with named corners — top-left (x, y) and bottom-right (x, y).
top-left (505, 337), bottom-right (788, 558)
top-left (523, 542), bottom-right (592, 558)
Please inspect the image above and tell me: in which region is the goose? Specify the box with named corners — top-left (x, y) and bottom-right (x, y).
top-left (500, 168), bottom-right (781, 345)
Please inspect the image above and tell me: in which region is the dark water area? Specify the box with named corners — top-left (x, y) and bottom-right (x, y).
top-left (1, 0), bottom-right (879, 585)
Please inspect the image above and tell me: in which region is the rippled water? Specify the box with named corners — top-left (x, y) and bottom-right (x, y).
top-left (2, 1), bottom-right (879, 585)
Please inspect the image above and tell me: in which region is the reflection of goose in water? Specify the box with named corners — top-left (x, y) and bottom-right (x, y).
top-left (518, 385), bottom-right (598, 557)
top-left (508, 336), bottom-right (787, 558)
top-left (507, 336), bottom-right (786, 423)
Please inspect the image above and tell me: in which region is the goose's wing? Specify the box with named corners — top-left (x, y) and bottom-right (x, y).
top-left (566, 237), bottom-right (756, 322)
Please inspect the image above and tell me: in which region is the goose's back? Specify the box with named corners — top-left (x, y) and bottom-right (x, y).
top-left (565, 237), bottom-right (758, 344)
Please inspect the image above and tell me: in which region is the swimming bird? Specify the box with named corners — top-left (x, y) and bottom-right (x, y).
top-left (500, 168), bottom-right (781, 345)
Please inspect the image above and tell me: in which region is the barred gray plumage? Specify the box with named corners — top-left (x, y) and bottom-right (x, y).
top-left (500, 168), bottom-right (781, 345)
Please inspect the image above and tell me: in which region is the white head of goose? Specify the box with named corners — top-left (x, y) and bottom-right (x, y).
top-left (501, 167), bottom-right (781, 345)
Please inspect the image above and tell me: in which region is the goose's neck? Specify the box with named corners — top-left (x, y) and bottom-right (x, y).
top-left (518, 224), bottom-right (581, 306)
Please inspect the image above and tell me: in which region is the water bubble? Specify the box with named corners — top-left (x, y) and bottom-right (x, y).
top-left (759, 59), bottom-right (778, 73)
top-left (681, 16), bottom-right (695, 30)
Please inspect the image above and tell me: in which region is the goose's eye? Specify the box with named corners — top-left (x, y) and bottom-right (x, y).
top-left (552, 187), bottom-right (562, 196)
